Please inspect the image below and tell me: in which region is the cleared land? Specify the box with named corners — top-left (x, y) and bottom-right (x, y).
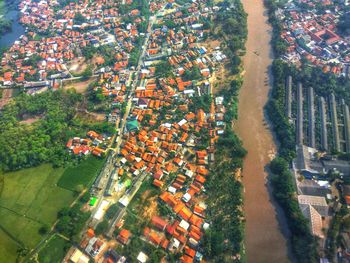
top-left (0, 165), bottom-right (74, 260)
top-left (38, 234), bottom-right (69, 263)
top-left (63, 77), bottom-right (97, 94)
top-left (57, 156), bottom-right (105, 192)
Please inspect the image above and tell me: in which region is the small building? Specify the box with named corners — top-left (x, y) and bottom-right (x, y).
top-left (137, 251), bottom-right (148, 263)
top-left (117, 229), bottom-right (131, 245)
top-left (70, 248), bottom-right (90, 263)
top-left (151, 216), bottom-right (168, 231)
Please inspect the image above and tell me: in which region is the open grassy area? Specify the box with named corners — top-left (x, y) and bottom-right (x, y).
top-left (38, 234), bottom-right (69, 263)
top-left (57, 156), bottom-right (105, 192)
top-left (0, 164), bottom-right (74, 251)
top-left (0, 228), bottom-right (19, 263)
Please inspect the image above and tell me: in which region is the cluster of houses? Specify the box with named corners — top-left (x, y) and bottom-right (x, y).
top-left (93, 1), bottom-right (232, 262)
top-left (4, 0), bottom-right (238, 261)
top-left (275, 0), bottom-right (350, 76)
top-left (0, 0), bottom-right (162, 86)
top-left (63, 0), bottom-right (232, 262)
top-left (66, 130), bottom-right (109, 157)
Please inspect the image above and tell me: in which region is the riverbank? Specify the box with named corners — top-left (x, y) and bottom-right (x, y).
top-left (0, 0), bottom-right (12, 35)
top-left (262, 0), bottom-right (320, 262)
top-left (235, 0), bottom-right (291, 262)
top-left (0, 0), bottom-right (25, 48)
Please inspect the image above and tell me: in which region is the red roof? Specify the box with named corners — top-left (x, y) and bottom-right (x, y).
top-left (151, 216), bottom-right (168, 231)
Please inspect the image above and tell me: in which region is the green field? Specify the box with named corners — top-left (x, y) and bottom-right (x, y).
top-left (0, 164), bottom-right (74, 260)
top-left (0, 228), bottom-right (18, 263)
top-left (38, 234), bottom-right (69, 263)
top-left (57, 156), bottom-right (105, 191)
top-left (0, 157), bottom-right (106, 262)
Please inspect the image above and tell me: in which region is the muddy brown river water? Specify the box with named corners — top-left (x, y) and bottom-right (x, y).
top-left (235, 0), bottom-right (291, 262)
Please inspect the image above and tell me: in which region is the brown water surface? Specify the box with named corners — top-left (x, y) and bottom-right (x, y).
top-left (235, 0), bottom-right (291, 262)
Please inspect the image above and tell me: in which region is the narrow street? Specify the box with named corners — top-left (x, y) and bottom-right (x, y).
top-left (88, 7), bottom-right (164, 230)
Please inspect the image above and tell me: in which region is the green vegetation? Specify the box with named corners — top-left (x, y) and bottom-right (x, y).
top-left (38, 234), bottom-right (70, 263)
top-left (338, 12), bottom-right (350, 35)
top-left (0, 89), bottom-right (113, 171)
top-left (264, 0), bottom-right (288, 57)
top-left (212, 0), bottom-right (247, 74)
top-left (95, 219), bottom-right (109, 236)
top-left (73, 12), bottom-right (86, 25)
top-left (56, 202), bottom-right (91, 241)
top-left (22, 54), bottom-right (42, 67)
top-left (199, 1), bottom-right (247, 261)
top-left (0, 164), bottom-right (75, 259)
top-left (0, 228), bottom-right (18, 263)
top-left (155, 61), bottom-right (172, 77)
top-left (0, 0), bottom-right (12, 35)
top-left (182, 65), bottom-right (202, 81)
top-left (203, 128), bottom-right (246, 262)
top-left (269, 158), bottom-right (319, 262)
top-left (57, 156), bottom-right (105, 192)
top-left (0, 90), bottom-right (82, 171)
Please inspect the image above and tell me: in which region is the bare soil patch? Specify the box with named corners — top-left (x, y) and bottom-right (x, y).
top-left (0, 89), bottom-right (13, 109)
top-left (68, 57), bottom-right (88, 75)
top-left (142, 197), bottom-right (158, 220)
top-left (19, 113), bottom-right (44, 125)
top-left (63, 77), bottom-right (97, 94)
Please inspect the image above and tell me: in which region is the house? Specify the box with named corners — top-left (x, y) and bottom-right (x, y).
top-left (151, 216), bottom-right (168, 231)
top-left (85, 237), bottom-right (105, 257)
top-left (137, 252), bottom-right (148, 263)
top-left (117, 229), bottom-right (131, 245)
top-left (70, 248), bottom-right (90, 263)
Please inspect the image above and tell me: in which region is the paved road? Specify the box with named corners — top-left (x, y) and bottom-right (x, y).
top-left (106, 171), bottom-right (148, 237)
top-left (88, 8), bottom-right (162, 229)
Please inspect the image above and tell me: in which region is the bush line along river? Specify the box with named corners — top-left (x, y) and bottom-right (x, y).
top-left (236, 0), bottom-right (291, 262)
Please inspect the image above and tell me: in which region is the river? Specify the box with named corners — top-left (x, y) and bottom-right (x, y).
top-left (0, 5), bottom-right (25, 48)
top-left (235, 0), bottom-right (291, 262)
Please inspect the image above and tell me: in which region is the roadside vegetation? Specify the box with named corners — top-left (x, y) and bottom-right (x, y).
top-left (38, 234), bottom-right (70, 263)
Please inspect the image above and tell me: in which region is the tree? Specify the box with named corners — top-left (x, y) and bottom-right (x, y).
top-left (38, 225), bottom-right (49, 235)
top-left (155, 61), bottom-right (172, 77)
top-left (338, 12), bottom-right (350, 35)
top-left (81, 66), bottom-right (93, 80)
top-left (270, 157), bottom-right (288, 175)
top-left (73, 12), bottom-right (86, 24)
top-left (95, 220), bottom-right (109, 235)
top-left (182, 66), bottom-right (202, 81)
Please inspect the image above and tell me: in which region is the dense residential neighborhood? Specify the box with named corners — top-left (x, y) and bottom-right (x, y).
top-left (0, 0), bottom-right (247, 262)
top-left (274, 0), bottom-right (350, 76)
top-left (5, 0), bottom-right (350, 261)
